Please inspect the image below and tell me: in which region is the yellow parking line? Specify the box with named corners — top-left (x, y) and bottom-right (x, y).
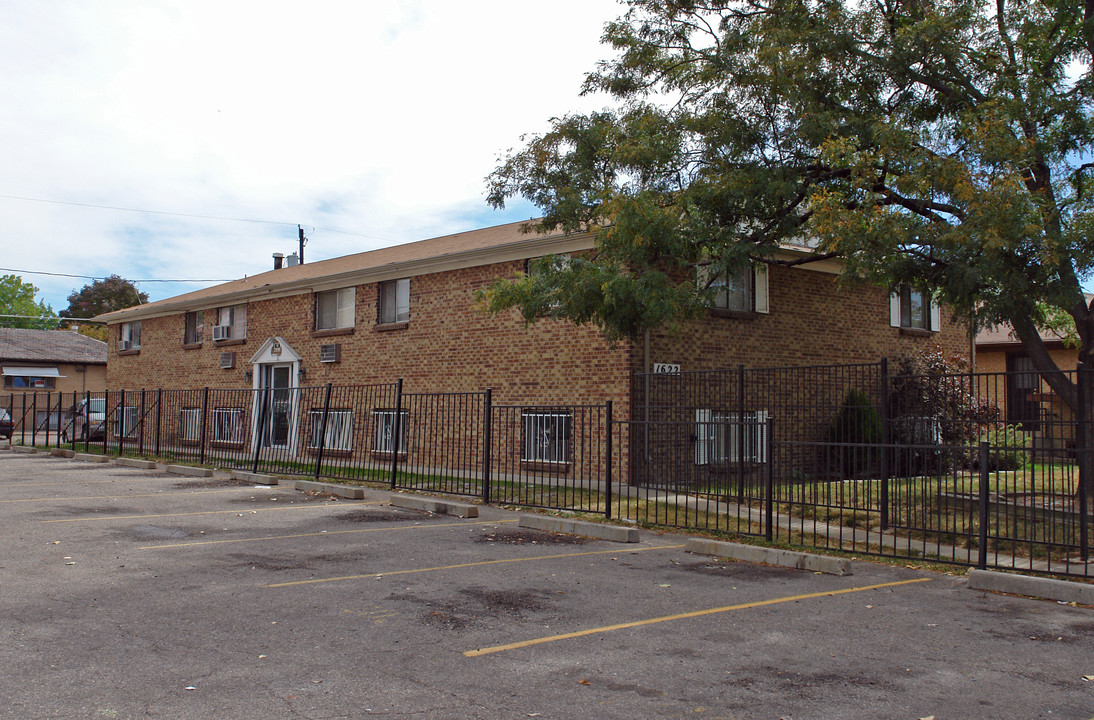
top-left (464, 577), bottom-right (932, 657)
top-left (41, 501), bottom-right (388, 523)
top-left (7, 488), bottom-right (258, 504)
top-left (142, 518), bottom-right (521, 550)
top-left (266, 544), bottom-right (687, 588)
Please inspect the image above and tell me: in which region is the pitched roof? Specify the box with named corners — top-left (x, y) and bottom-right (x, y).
top-left (97, 219), bottom-right (587, 323)
top-left (0, 328), bottom-right (108, 365)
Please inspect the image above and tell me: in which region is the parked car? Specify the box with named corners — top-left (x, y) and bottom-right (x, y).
top-left (0, 408), bottom-right (12, 439)
top-left (62, 397), bottom-right (107, 442)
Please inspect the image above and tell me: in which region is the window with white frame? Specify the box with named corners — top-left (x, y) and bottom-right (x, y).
top-left (372, 409), bottom-right (408, 453)
top-left (316, 288), bottom-right (355, 330)
top-left (694, 410), bottom-right (769, 465)
top-left (179, 407), bottom-right (201, 442)
top-left (378, 278), bottom-right (410, 324)
top-left (214, 304), bottom-right (247, 340)
top-left (308, 409), bottom-right (354, 451)
top-left (521, 409), bottom-right (572, 464)
top-left (113, 406), bottom-right (139, 439)
top-left (212, 407), bottom-right (245, 444)
top-left (119, 321), bottom-right (141, 351)
top-left (184, 311), bottom-right (203, 344)
top-left (697, 262), bottom-right (769, 314)
top-left (890, 286), bottom-right (940, 331)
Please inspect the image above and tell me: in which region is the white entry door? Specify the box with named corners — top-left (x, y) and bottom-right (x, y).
top-left (259, 363), bottom-right (294, 448)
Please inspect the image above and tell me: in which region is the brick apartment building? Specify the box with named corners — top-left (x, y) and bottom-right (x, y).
top-left (96, 220), bottom-right (968, 475)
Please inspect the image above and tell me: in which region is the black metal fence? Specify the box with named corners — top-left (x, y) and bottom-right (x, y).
top-left (2, 361), bottom-right (1090, 579)
top-left (0, 383), bottom-right (613, 516)
top-left (619, 360), bottom-right (1091, 578)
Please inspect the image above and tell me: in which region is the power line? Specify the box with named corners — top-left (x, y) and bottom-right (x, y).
top-left (0, 267), bottom-right (230, 283)
top-left (0, 193), bottom-right (394, 241)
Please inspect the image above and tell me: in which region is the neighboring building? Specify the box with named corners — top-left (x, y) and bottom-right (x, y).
top-left (975, 321), bottom-right (1078, 451)
top-left (0, 328), bottom-right (107, 396)
top-left (96, 220), bottom-right (968, 473)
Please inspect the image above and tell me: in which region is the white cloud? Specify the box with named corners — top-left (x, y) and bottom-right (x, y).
top-left (0, 0), bottom-right (624, 308)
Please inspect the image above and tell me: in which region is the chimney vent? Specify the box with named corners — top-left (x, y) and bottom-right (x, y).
top-left (272, 252), bottom-right (285, 270)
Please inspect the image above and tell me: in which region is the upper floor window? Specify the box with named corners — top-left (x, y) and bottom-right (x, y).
top-left (316, 288), bottom-right (355, 330)
top-left (378, 278), bottom-right (410, 325)
top-left (184, 311), bottom-right (203, 344)
top-left (890, 286), bottom-right (940, 332)
top-left (213, 304), bottom-right (246, 341)
top-left (696, 262), bottom-right (769, 314)
top-left (119, 321), bottom-right (141, 351)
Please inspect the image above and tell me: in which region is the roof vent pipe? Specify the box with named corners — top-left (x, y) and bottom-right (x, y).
top-left (286, 252), bottom-right (300, 267)
top-left (272, 252), bottom-right (285, 270)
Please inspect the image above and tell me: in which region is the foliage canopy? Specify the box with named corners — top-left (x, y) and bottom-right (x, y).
top-left (483, 0), bottom-right (1094, 407)
top-left (0, 274), bottom-right (57, 329)
top-left (61, 275), bottom-right (148, 319)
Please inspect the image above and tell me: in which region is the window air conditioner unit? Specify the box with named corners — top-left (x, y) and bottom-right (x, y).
top-left (219, 352), bottom-right (236, 369)
top-left (320, 343), bottom-right (341, 363)
top-left (117, 340), bottom-right (131, 351)
top-left (212, 325), bottom-right (231, 341)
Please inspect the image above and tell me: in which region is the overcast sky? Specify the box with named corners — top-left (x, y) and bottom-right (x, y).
top-left (0, 0), bottom-right (625, 311)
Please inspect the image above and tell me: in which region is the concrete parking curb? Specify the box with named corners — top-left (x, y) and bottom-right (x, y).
top-left (686, 538), bottom-right (853, 576)
top-left (73, 453), bottom-right (110, 463)
top-left (165, 464), bottom-right (213, 478)
top-left (11, 445), bottom-right (37, 454)
top-left (231, 471), bottom-right (279, 485)
top-left (294, 479), bottom-right (365, 499)
top-left (115, 458), bottom-right (157, 470)
top-left (390, 493), bottom-right (479, 518)
top-left (967, 569), bottom-right (1094, 604)
top-left (50, 448), bottom-right (76, 458)
top-left (519, 514), bottom-right (639, 543)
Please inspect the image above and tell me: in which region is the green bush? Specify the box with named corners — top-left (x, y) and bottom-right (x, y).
top-left (979, 424), bottom-right (1032, 471)
top-left (827, 388), bottom-right (882, 478)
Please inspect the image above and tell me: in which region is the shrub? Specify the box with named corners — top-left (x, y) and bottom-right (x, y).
top-left (827, 388), bottom-right (882, 478)
top-left (978, 424), bottom-right (1032, 471)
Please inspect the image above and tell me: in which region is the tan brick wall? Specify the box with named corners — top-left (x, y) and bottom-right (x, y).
top-left (637, 266), bottom-right (971, 374)
top-left (3, 363), bottom-right (106, 396)
top-left (107, 260), bottom-right (634, 414)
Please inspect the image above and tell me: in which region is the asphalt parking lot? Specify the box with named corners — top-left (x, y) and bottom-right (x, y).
top-left (1, 451), bottom-right (1092, 720)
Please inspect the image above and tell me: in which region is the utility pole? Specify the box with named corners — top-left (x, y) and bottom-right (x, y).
top-left (298, 225), bottom-right (307, 264)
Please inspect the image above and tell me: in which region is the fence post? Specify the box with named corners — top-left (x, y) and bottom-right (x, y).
top-left (315, 383), bottom-right (332, 480)
top-left (252, 387), bottom-right (269, 474)
top-left (32, 392), bottom-right (38, 446)
top-left (101, 391), bottom-right (109, 455)
top-left (83, 390), bottom-right (90, 452)
top-left (199, 387), bottom-right (209, 466)
top-left (978, 441), bottom-right (990, 570)
top-left (155, 388), bottom-right (163, 456)
top-left (879, 357), bottom-right (891, 531)
top-left (43, 391), bottom-right (50, 446)
top-left (482, 388), bottom-right (492, 504)
top-left (117, 389), bottom-right (126, 455)
top-left (737, 364), bottom-right (746, 504)
top-left (139, 389), bottom-right (146, 456)
top-left (390, 378), bottom-right (403, 490)
top-left (1078, 363), bottom-right (1089, 562)
top-left (55, 392), bottom-right (64, 448)
top-left (605, 400), bottom-right (613, 520)
top-left (765, 416), bottom-right (774, 542)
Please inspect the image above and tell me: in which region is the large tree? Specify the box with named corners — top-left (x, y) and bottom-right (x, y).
top-left (483, 0), bottom-right (1094, 415)
top-left (61, 275), bottom-right (148, 319)
top-left (0, 274), bottom-right (57, 329)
